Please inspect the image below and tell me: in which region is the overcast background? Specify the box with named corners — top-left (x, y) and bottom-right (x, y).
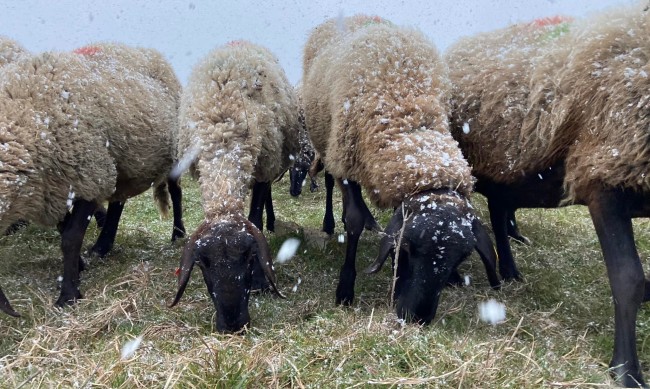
top-left (0, 0), bottom-right (637, 85)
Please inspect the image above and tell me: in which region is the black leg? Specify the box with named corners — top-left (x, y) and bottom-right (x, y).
top-left (589, 190), bottom-right (646, 388)
top-left (168, 177), bottom-right (186, 241)
top-left (56, 199), bottom-right (96, 307)
top-left (265, 185), bottom-right (275, 232)
top-left (248, 181), bottom-right (268, 231)
top-left (335, 180), bottom-right (365, 306)
top-left (323, 172), bottom-right (335, 235)
top-left (488, 197), bottom-right (521, 281)
top-left (93, 204), bottom-right (107, 229)
top-left (249, 181), bottom-right (271, 292)
top-left (90, 201), bottom-right (125, 257)
top-left (506, 209), bottom-right (531, 245)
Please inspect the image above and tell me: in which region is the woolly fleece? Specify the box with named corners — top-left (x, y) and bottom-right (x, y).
top-left (304, 22), bottom-right (473, 209)
top-left (178, 41), bottom-right (301, 220)
top-left (446, 3), bottom-right (650, 201)
top-left (0, 43), bottom-right (180, 231)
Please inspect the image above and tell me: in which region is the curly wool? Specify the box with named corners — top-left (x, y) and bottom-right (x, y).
top-left (304, 22), bottom-right (473, 209)
top-left (447, 3), bottom-right (650, 201)
top-left (0, 36), bottom-right (27, 67)
top-left (178, 41), bottom-right (301, 219)
top-left (0, 43), bottom-right (180, 231)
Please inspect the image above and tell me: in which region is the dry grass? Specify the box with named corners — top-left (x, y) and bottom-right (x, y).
top-left (1, 176), bottom-right (650, 388)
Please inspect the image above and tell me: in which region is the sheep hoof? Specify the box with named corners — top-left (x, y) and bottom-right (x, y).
top-left (55, 289), bottom-right (83, 308)
top-left (90, 243), bottom-right (111, 258)
top-left (171, 227), bottom-right (186, 242)
top-left (335, 290), bottom-right (354, 306)
top-left (510, 235), bottom-right (532, 245)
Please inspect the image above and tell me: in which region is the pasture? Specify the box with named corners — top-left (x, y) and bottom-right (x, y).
top-left (1, 176), bottom-right (649, 387)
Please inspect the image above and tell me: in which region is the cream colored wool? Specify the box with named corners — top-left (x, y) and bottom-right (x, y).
top-left (0, 43), bottom-right (180, 231)
top-left (447, 3), bottom-right (650, 201)
top-left (0, 36), bottom-right (27, 67)
top-left (303, 15), bottom-right (391, 80)
top-left (304, 22), bottom-right (473, 209)
top-left (178, 41), bottom-right (301, 220)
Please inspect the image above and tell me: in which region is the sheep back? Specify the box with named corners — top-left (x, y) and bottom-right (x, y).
top-left (179, 40), bottom-right (300, 219)
top-left (304, 23), bottom-right (472, 209)
top-left (303, 15), bottom-right (391, 78)
top-left (560, 5), bottom-right (650, 199)
top-left (446, 16), bottom-right (576, 185)
top-left (0, 36), bottom-right (27, 67)
top-left (0, 44), bottom-right (180, 230)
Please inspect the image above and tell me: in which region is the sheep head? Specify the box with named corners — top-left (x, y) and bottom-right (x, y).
top-left (289, 146), bottom-right (316, 197)
top-left (169, 215), bottom-right (283, 334)
top-left (366, 190), bottom-right (498, 324)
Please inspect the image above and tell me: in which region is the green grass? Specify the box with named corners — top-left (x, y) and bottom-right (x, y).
top-left (1, 176), bottom-right (649, 388)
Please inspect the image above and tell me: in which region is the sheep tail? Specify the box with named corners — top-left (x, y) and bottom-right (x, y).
top-left (153, 181), bottom-right (171, 218)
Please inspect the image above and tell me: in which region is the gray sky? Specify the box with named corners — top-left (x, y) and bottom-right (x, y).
top-left (0, 0), bottom-right (636, 85)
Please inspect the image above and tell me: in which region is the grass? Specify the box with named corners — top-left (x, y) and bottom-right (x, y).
top-left (1, 176), bottom-right (650, 388)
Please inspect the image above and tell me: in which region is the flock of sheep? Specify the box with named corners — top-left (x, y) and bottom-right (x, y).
top-left (0, 2), bottom-right (649, 387)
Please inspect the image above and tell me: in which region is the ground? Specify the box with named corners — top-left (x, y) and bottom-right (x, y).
top-left (1, 175), bottom-right (649, 388)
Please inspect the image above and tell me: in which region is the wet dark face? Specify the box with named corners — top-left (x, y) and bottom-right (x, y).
top-left (393, 201), bottom-right (476, 325)
top-left (193, 223), bottom-right (256, 333)
top-left (289, 156), bottom-right (311, 197)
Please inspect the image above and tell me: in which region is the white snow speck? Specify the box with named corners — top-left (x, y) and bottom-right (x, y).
top-left (464, 275), bottom-right (471, 286)
top-left (478, 299), bottom-right (506, 325)
top-left (289, 154), bottom-right (295, 161)
top-left (380, 118), bottom-right (390, 124)
top-left (462, 122), bottom-right (470, 134)
top-left (343, 99), bottom-right (351, 113)
top-left (276, 238), bottom-right (300, 264)
top-left (611, 148), bottom-right (620, 157)
top-left (57, 276), bottom-right (63, 282)
top-left (105, 139), bottom-right (110, 147)
top-left (537, 173), bottom-right (543, 180)
top-left (120, 336), bottom-right (143, 360)
top-left (338, 234), bottom-right (345, 243)
top-left (60, 91), bottom-right (70, 100)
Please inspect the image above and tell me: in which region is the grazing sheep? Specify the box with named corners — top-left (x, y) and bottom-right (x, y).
top-left (0, 42), bottom-right (184, 314)
top-left (303, 20), bottom-right (500, 324)
top-left (446, 5), bottom-right (650, 386)
top-left (170, 40), bottom-right (301, 333)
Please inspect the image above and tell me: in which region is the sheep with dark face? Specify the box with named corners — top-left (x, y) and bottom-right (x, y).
top-left (0, 43), bottom-right (184, 314)
top-left (170, 41), bottom-right (300, 333)
top-left (303, 20), bottom-right (500, 324)
top-left (446, 4), bottom-right (650, 386)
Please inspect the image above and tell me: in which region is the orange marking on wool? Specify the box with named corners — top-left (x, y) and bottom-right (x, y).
top-left (530, 15), bottom-right (573, 28)
top-left (73, 46), bottom-right (102, 56)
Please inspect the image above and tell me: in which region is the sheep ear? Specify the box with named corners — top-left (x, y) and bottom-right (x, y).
top-left (365, 207), bottom-right (403, 274)
top-left (472, 218), bottom-right (501, 289)
top-left (169, 221), bottom-right (209, 307)
top-left (0, 286), bottom-right (20, 317)
top-left (241, 217), bottom-right (286, 299)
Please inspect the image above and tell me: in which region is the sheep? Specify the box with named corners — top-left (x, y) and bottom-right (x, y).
top-left (446, 4), bottom-right (650, 386)
top-left (0, 36), bottom-right (28, 67)
top-left (303, 19), bottom-right (500, 324)
top-left (0, 42), bottom-right (185, 314)
top-left (169, 40), bottom-right (301, 333)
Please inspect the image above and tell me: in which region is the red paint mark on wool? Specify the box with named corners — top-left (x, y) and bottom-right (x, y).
top-left (174, 267), bottom-right (181, 276)
top-left (227, 40), bottom-right (248, 47)
top-left (73, 46), bottom-right (102, 56)
top-left (530, 15), bottom-right (573, 28)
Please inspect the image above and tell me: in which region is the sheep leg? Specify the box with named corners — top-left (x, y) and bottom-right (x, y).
top-left (56, 199), bottom-right (96, 307)
top-left (588, 191), bottom-right (646, 388)
top-left (506, 209), bottom-right (531, 245)
top-left (249, 181), bottom-right (271, 292)
top-left (335, 180), bottom-right (365, 306)
top-left (90, 201), bottom-right (124, 258)
top-left (93, 204), bottom-right (107, 229)
top-left (487, 198), bottom-right (522, 281)
top-left (265, 185), bottom-right (275, 232)
top-left (168, 177), bottom-right (186, 241)
top-left (322, 172), bottom-right (336, 235)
